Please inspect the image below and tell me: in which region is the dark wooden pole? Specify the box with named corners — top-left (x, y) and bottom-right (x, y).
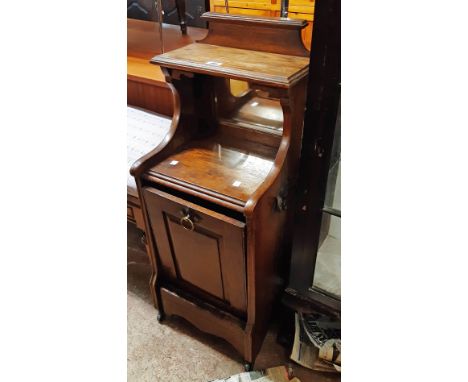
top-left (286, 0), bottom-right (341, 310)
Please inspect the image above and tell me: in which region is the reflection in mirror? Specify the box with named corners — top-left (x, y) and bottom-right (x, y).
top-left (127, 0), bottom-right (164, 55)
top-left (229, 79), bottom-right (250, 97)
top-left (127, 0), bottom-right (160, 21)
top-left (220, 80), bottom-right (284, 136)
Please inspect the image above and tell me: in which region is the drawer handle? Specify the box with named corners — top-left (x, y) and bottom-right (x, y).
top-left (180, 213), bottom-right (195, 231)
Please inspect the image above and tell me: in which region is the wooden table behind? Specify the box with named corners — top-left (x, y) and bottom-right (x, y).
top-left (127, 19), bottom-right (207, 116)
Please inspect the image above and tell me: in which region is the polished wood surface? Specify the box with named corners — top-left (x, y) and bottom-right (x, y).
top-left (148, 138), bottom-right (275, 203)
top-left (225, 95), bottom-right (284, 133)
top-left (151, 43), bottom-right (309, 87)
top-left (144, 188), bottom-right (247, 313)
top-left (202, 11), bottom-right (307, 28)
top-left (210, 0), bottom-right (314, 49)
top-left (132, 13), bottom-right (310, 367)
top-left (199, 12), bottom-right (309, 57)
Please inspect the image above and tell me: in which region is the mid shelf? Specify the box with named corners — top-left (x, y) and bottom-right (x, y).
top-left (147, 135), bottom-right (275, 205)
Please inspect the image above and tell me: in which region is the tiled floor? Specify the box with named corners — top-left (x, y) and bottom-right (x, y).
top-left (127, 223), bottom-right (340, 382)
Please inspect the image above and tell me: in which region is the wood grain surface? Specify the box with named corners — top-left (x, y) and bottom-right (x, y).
top-left (148, 138), bottom-right (275, 203)
top-left (151, 43), bottom-right (309, 87)
top-left (132, 13), bottom-right (310, 366)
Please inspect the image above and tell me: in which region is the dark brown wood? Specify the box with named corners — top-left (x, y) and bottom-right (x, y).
top-left (243, 78), bottom-right (309, 360)
top-left (222, 97), bottom-right (284, 135)
top-left (127, 78), bottom-right (174, 116)
top-left (127, 194), bottom-right (145, 229)
top-left (143, 172), bottom-right (247, 212)
top-left (133, 13), bottom-right (309, 366)
top-left (144, 187), bottom-right (247, 313)
top-left (216, 122), bottom-right (281, 158)
top-left (127, 20), bottom-right (208, 116)
top-left (151, 43), bottom-right (309, 88)
top-left (147, 138), bottom-right (275, 203)
top-left (127, 19), bottom-right (207, 58)
top-left (199, 12), bottom-right (309, 57)
top-left (287, 0), bottom-right (341, 312)
top-left (160, 287), bottom-right (246, 356)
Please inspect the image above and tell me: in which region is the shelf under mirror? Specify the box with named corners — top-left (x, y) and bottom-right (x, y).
top-left (220, 94), bottom-right (283, 136)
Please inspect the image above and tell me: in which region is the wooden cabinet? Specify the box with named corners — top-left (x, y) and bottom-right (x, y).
top-left (143, 187), bottom-right (247, 314)
top-left (131, 12), bottom-right (309, 368)
top-left (210, 0), bottom-right (314, 49)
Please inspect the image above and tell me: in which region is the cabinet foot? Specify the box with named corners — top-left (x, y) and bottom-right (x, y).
top-left (243, 362), bottom-right (252, 372)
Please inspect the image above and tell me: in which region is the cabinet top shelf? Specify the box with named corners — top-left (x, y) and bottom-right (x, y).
top-left (151, 43), bottom-right (309, 88)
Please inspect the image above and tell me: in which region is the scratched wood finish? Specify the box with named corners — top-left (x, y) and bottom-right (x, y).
top-left (152, 43), bottom-right (309, 88)
top-left (133, 13), bottom-right (309, 367)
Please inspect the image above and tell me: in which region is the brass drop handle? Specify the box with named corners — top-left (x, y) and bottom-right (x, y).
top-left (180, 212), bottom-right (195, 231)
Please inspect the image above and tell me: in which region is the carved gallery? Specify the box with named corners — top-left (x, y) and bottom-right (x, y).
top-left (127, 1), bottom-right (340, 380)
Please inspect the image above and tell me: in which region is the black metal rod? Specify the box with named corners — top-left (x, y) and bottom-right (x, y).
top-left (280, 0), bottom-right (289, 17)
